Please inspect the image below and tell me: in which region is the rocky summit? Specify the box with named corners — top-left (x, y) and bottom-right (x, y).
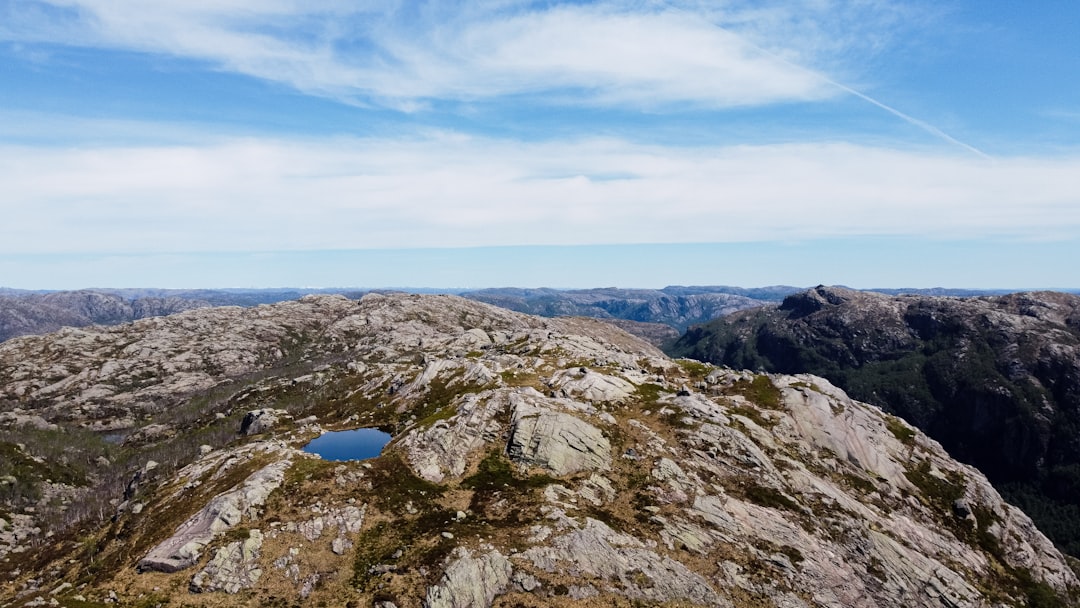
top-left (0, 293), bottom-right (1077, 607)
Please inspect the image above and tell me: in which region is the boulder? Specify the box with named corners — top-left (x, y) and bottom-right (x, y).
top-left (424, 547), bottom-right (512, 608)
top-left (239, 409), bottom-right (291, 436)
top-left (507, 395), bottom-right (611, 476)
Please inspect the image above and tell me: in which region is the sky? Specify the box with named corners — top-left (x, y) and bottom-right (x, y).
top-left (1, 0), bottom-right (1079, 289)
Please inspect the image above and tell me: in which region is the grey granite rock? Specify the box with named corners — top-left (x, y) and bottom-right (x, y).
top-left (506, 394), bottom-right (611, 476)
top-left (189, 529), bottom-right (264, 593)
top-left (424, 547), bottom-right (512, 608)
top-left (138, 459), bottom-right (289, 573)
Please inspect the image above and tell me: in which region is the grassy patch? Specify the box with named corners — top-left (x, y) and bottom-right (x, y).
top-left (840, 472), bottom-right (877, 494)
top-left (885, 415), bottom-right (916, 446)
top-left (675, 359), bottom-right (711, 379)
top-left (903, 459), bottom-right (965, 508)
top-left (740, 481), bottom-right (800, 513)
top-left (633, 383), bottom-right (665, 407)
top-left (728, 404), bottom-right (776, 429)
top-left (726, 375), bottom-right (783, 410)
top-left (461, 451), bottom-right (555, 493)
top-left (366, 454), bottom-right (446, 512)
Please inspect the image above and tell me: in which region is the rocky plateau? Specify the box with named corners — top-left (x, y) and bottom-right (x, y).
top-left (0, 293), bottom-right (1076, 607)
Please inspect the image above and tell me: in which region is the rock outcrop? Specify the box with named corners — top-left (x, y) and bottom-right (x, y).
top-left (424, 548), bottom-right (512, 608)
top-left (189, 529), bottom-right (265, 593)
top-left (507, 393), bottom-right (611, 476)
top-left (672, 286), bottom-right (1080, 556)
top-left (138, 458), bottom-right (290, 572)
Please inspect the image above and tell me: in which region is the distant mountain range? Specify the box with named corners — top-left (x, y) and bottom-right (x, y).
top-left (3, 285), bottom-right (1037, 345)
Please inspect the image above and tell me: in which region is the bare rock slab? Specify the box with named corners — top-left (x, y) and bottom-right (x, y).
top-left (506, 394), bottom-right (611, 476)
top-left (424, 547), bottom-right (512, 608)
top-left (138, 459), bottom-right (289, 573)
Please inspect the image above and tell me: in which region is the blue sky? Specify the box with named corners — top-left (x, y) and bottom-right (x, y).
top-left (1, 0), bottom-right (1078, 289)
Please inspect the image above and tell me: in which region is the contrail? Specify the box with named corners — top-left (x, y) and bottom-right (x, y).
top-left (661, 2), bottom-right (993, 159)
top-left (825, 79), bottom-right (992, 160)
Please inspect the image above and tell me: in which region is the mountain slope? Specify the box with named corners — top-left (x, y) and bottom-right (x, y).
top-left (671, 286), bottom-right (1080, 556)
top-left (0, 290), bottom-right (209, 342)
top-left (460, 287), bottom-right (780, 331)
top-left (0, 294), bottom-right (1076, 607)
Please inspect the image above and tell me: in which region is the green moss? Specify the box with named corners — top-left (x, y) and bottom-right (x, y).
top-left (726, 375), bottom-right (783, 410)
top-left (903, 459), bottom-right (965, 508)
top-left (885, 415), bottom-right (916, 446)
top-left (675, 358), bottom-right (711, 379)
top-left (742, 482), bottom-right (800, 512)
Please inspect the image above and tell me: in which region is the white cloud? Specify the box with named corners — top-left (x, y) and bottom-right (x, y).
top-left (0, 0), bottom-right (896, 109)
top-left (2, 134), bottom-right (1078, 254)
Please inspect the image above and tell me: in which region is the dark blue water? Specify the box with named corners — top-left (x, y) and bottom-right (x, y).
top-left (302, 428), bottom-right (392, 461)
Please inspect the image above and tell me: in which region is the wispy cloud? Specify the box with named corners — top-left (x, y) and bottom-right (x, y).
top-left (0, 0), bottom-right (923, 109)
top-left (2, 133), bottom-right (1077, 254)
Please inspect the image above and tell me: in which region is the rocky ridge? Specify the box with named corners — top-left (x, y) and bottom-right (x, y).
top-left (0, 293), bottom-right (1076, 607)
top-left (0, 290), bottom-right (209, 343)
top-left (671, 286), bottom-right (1080, 556)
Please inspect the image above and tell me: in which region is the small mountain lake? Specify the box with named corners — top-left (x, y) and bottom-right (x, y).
top-left (302, 428), bottom-right (392, 461)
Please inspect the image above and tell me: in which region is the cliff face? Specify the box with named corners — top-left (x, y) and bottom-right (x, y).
top-left (672, 286), bottom-right (1080, 556)
top-left (1, 293), bottom-right (1076, 607)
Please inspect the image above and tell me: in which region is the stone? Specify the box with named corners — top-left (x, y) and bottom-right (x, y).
top-left (331, 536), bottom-right (352, 555)
top-left (189, 530), bottom-right (264, 594)
top-left (507, 394), bottom-right (611, 476)
top-left (138, 459), bottom-right (290, 573)
top-left (239, 409), bottom-right (292, 436)
top-left (520, 518), bottom-right (726, 606)
top-left (550, 368), bottom-right (636, 402)
top-left (403, 390), bottom-right (506, 483)
top-left (512, 571), bottom-right (540, 592)
top-left (424, 547), bottom-right (512, 608)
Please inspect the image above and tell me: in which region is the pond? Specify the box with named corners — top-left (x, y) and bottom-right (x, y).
top-left (301, 427), bottom-right (392, 462)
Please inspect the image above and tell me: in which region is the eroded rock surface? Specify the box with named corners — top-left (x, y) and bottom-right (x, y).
top-left (189, 529), bottom-right (264, 593)
top-left (424, 547), bottom-right (512, 608)
top-left (507, 393), bottom-right (611, 476)
top-left (139, 459), bottom-right (290, 572)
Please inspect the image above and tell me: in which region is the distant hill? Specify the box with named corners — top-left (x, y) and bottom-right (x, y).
top-left (671, 286), bottom-right (1080, 556)
top-left (0, 290), bottom-right (210, 342)
top-left (0, 285), bottom-right (1058, 346)
top-left (459, 286), bottom-right (792, 332)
